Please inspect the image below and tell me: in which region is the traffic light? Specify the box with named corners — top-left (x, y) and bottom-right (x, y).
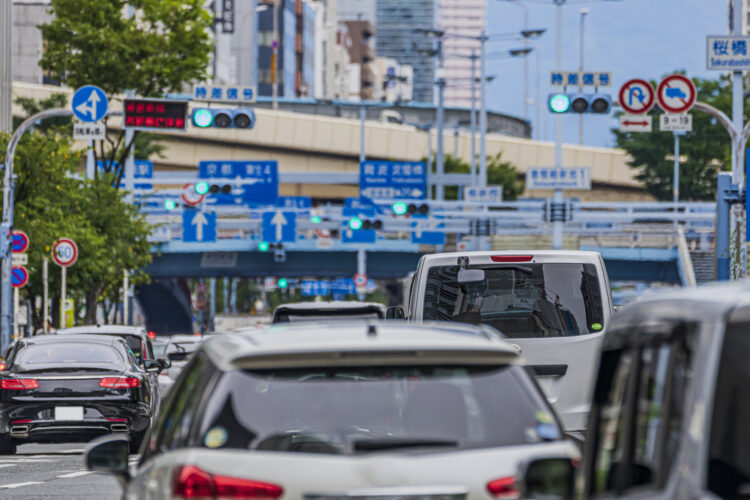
top-left (258, 241), bottom-right (270, 252)
top-left (391, 202), bottom-right (429, 216)
top-left (195, 182), bottom-right (209, 195)
top-left (392, 202), bottom-right (408, 215)
top-left (191, 108), bottom-right (256, 129)
top-left (278, 278), bottom-right (288, 288)
top-left (348, 217), bottom-right (382, 230)
top-left (164, 199), bottom-right (178, 211)
top-left (548, 93), bottom-right (611, 114)
top-left (195, 183), bottom-right (233, 195)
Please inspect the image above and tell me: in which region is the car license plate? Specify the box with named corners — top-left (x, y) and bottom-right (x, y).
top-left (54, 407), bottom-right (84, 421)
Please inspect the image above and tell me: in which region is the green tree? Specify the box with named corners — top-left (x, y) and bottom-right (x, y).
top-left (612, 73), bottom-right (739, 201)
top-left (39, 0), bottom-right (213, 185)
top-left (425, 153), bottom-right (524, 200)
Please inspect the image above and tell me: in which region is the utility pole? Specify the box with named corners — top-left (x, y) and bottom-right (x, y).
top-left (578, 8), bottom-right (589, 145)
top-left (0, 0), bottom-right (11, 133)
top-left (552, 0), bottom-right (566, 250)
top-left (470, 50), bottom-right (477, 186)
top-left (479, 30), bottom-right (488, 187)
top-left (435, 35), bottom-right (446, 201)
top-left (731, 0), bottom-right (746, 277)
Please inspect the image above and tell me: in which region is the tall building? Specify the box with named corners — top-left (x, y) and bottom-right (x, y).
top-left (338, 0), bottom-right (376, 23)
top-left (342, 20), bottom-right (376, 99)
top-left (376, 0), bottom-right (436, 103)
top-left (438, 0), bottom-right (486, 109)
top-left (11, 0), bottom-right (53, 85)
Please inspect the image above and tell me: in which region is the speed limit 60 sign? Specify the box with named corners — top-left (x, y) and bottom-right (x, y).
top-left (52, 238), bottom-right (78, 267)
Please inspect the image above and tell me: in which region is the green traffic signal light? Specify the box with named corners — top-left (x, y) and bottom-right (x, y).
top-left (310, 215), bottom-right (322, 224)
top-left (258, 241), bottom-right (270, 252)
top-left (348, 217), bottom-right (363, 230)
top-left (392, 202), bottom-right (408, 215)
top-left (192, 109), bottom-right (213, 128)
top-left (164, 199), bottom-right (177, 210)
top-left (278, 278), bottom-right (288, 288)
top-left (549, 94), bottom-right (571, 113)
top-left (195, 182), bottom-right (209, 195)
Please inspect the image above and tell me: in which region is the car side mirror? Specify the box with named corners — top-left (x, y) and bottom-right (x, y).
top-left (518, 457), bottom-right (575, 500)
top-left (386, 306), bottom-right (405, 320)
top-left (143, 359), bottom-right (160, 372)
top-left (157, 358), bottom-right (171, 370)
top-left (457, 268), bottom-right (485, 284)
top-left (85, 435), bottom-right (130, 485)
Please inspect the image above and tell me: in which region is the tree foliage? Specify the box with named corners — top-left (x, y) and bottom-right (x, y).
top-left (39, 0), bottom-right (213, 186)
top-left (613, 73), bottom-right (741, 201)
top-left (426, 153), bottom-right (525, 200)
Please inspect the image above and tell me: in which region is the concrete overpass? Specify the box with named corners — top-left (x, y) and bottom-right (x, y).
top-left (12, 82), bottom-right (650, 201)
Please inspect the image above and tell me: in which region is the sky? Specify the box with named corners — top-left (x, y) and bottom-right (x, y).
top-left (483, 0), bottom-right (727, 148)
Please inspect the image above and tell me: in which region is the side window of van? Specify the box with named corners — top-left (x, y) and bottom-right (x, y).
top-left (589, 321), bottom-right (695, 496)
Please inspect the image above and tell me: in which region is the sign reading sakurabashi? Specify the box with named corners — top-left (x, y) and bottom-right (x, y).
top-left (707, 36), bottom-right (750, 70)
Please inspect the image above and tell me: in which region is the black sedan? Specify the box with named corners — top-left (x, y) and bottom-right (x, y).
top-left (0, 334), bottom-right (155, 454)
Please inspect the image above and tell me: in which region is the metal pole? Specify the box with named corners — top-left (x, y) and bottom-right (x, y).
top-left (60, 266), bottom-right (66, 328)
top-left (731, 0), bottom-right (746, 278)
top-left (2, 108), bottom-right (72, 350)
top-left (42, 257), bottom-right (48, 333)
top-left (360, 103), bottom-right (366, 164)
top-left (436, 34), bottom-right (445, 200)
top-left (86, 140), bottom-right (95, 179)
top-left (122, 270), bottom-right (129, 326)
top-left (535, 42), bottom-right (541, 140)
top-left (578, 8), bottom-right (588, 145)
top-left (223, 277), bottom-right (229, 314)
top-left (673, 131), bottom-right (681, 220)
top-left (479, 30), bottom-right (488, 187)
top-left (272, 0), bottom-right (279, 109)
top-left (470, 50), bottom-right (477, 186)
top-left (717, 172), bottom-right (733, 281)
top-left (12, 287), bottom-right (18, 340)
top-left (552, 0), bottom-right (566, 250)
top-left (230, 278), bottom-right (238, 315)
top-left (209, 277), bottom-right (216, 331)
top-left (427, 126), bottom-right (433, 199)
top-left (0, 0), bottom-right (11, 133)
top-left (356, 247), bottom-right (366, 301)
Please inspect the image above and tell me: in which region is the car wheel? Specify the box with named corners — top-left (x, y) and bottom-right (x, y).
top-left (0, 435), bottom-right (16, 455)
top-left (129, 430), bottom-right (145, 454)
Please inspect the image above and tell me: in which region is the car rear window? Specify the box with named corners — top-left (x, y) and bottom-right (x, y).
top-left (422, 263), bottom-right (605, 338)
top-left (15, 343), bottom-right (123, 365)
top-left (273, 308), bottom-right (384, 323)
top-left (192, 365), bottom-right (560, 455)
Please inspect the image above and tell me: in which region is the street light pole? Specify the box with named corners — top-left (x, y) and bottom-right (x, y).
top-left (0, 0), bottom-right (11, 133)
top-left (578, 8), bottom-right (588, 145)
top-left (479, 30), bottom-right (488, 187)
top-left (470, 50), bottom-right (477, 186)
top-left (509, 0), bottom-right (530, 121)
top-left (436, 36), bottom-right (445, 201)
top-left (552, 0), bottom-right (566, 250)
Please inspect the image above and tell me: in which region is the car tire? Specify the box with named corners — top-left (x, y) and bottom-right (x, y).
top-left (0, 435), bottom-right (16, 455)
top-left (129, 430), bottom-right (145, 454)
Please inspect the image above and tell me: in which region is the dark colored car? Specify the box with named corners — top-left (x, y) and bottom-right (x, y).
top-left (55, 325), bottom-right (169, 412)
top-left (0, 334), bottom-right (155, 454)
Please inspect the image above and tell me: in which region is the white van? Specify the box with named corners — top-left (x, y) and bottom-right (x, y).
top-left (395, 250), bottom-right (614, 438)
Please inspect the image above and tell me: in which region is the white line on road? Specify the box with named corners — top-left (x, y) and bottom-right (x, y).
top-left (0, 481), bottom-right (43, 489)
top-left (0, 464), bottom-right (16, 468)
top-left (56, 470), bottom-right (94, 479)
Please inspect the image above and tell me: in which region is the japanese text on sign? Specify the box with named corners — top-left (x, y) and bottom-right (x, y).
top-left (707, 36), bottom-right (750, 70)
top-left (550, 71), bottom-right (611, 87)
top-left (526, 167), bottom-right (592, 191)
top-left (360, 161), bottom-right (426, 200)
top-left (193, 85), bottom-right (256, 103)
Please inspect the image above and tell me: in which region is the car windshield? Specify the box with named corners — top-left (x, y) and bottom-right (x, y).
top-left (15, 343), bottom-right (123, 365)
top-left (422, 263), bottom-right (605, 338)
top-left (152, 342), bottom-right (168, 359)
top-left (193, 365), bottom-right (560, 455)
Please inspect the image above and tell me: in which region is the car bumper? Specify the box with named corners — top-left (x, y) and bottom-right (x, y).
top-left (0, 401), bottom-right (151, 443)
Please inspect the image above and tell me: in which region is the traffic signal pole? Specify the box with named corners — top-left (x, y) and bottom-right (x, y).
top-left (731, 0), bottom-right (746, 277)
top-left (552, 0), bottom-right (566, 250)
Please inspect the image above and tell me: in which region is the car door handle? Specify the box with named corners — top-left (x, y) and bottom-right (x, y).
top-left (530, 364), bottom-right (568, 377)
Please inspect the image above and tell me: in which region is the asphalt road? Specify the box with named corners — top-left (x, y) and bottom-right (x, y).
top-left (0, 443), bottom-right (126, 499)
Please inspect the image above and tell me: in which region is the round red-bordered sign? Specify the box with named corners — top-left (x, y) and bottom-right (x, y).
top-left (52, 238), bottom-right (78, 267)
top-left (181, 183), bottom-right (205, 207)
top-left (10, 266), bottom-right (29, 289)
top-left (10, 231), bottom-right (29, 253)
top-left (354, 273), bottom-right (367, 288)
top-left (618, 79), bottom-right (655, 115)
top-left (657, 74), bottom-right (696, 114)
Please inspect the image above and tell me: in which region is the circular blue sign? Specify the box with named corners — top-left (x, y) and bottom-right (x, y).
top-left (10, 267), bottom-right (28, 289)
top-left (72, 85), bottom-right (108, 123)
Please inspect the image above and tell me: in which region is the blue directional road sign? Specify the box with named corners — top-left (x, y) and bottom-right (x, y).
top-left (277, 196), bottom-right (312, 210)
top-left (360, 161), bottom-right (426, 200)
top-left (97, 160), bottom-right (153, 189)
top-left (182, 211), bottom-right (217, 242)
top-left (301, 280), bottom-right (331, 296)
top-left (343, 197), bottom-right (377, 217)
top-left (199, 161), bottom-right (278, 206)
top-left (72, 85), bottom-right (108, 123)
top-left (262, 211), bottom-right (297, 243)
top-left (410, 217), bottom-right (446, 245)
top-left (341, 223), bottom-right (376, 244)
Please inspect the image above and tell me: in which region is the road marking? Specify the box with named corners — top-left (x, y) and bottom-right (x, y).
top-left (56, 470), bottom-right (94, 479)
top-left (0, 481), bottom-right (43, 489)
top-left (0, 464), bottom-right (16, 468)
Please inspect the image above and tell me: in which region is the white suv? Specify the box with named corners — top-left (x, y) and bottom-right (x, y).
top-left (396, 250), bottom-right (614, 437)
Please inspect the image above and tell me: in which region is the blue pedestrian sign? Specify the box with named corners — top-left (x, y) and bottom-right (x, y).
top-left (360, 161), bottom-right (426, 200)
top-left (182, 211), bottom-right (216, 242)
top-left (262, 211), bottom-right (296, 243)
top-left (72, 85), bottom-right (108, 123)
top-left (199, 161), bottom-right (278, 205)
top-left (410, 217), bottom-right (446, 245)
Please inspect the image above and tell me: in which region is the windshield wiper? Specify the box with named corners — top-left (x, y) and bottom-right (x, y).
top-left (353, 438), bottom-right (458, 452)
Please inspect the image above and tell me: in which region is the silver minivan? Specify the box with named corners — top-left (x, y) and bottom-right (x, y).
top-left (396, 250), bottom-right (614, 437)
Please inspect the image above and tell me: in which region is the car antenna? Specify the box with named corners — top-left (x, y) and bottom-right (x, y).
top-left (367, 323), bottom-right (377, 337)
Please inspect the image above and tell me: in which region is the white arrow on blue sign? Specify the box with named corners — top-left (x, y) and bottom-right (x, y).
top-left (182, 211), bottom-right (217, 242)
top-left (72, 85), bottom-right (108, 123)
top-left (262, 211), bottom-right (296, 243)
top-left (410, 218), bottom-right (446, 245)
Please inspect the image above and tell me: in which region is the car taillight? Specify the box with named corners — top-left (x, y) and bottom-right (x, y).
top-left (147, 331), bottom-right (156, 339)
top-left (490, 255), bottom-right (533, 263)
top-left (173, 465), bottom-right (283, 499)
top-left (99, 377), bottom-right (140, 388)
top-left (486, 476), bottom-right (519, 499)
top-left (11, 419), bottom-right (32, 424)
top-left (0, 363), bottom-right (6, 371)
top-left (1, 379), bottom-right (39, 390)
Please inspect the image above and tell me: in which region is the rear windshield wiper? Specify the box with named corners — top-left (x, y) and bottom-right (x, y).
top-left (353, 438), bottom-right (458, 452)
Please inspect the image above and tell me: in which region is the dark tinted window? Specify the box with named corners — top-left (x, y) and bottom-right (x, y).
top-left (15, 343), bottom-right (123, 365)
top-left (191, 365), bottom-right (560, 455)
top-left (273, 308), bottom-right (384, 323)
top-left (423, 263), bottom-right (604, 338)
top-left (708, 320), bottom-right (750, 498)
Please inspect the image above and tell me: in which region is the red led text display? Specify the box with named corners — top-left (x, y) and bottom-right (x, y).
top-left (124, 99), bottom-right (188, 130)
